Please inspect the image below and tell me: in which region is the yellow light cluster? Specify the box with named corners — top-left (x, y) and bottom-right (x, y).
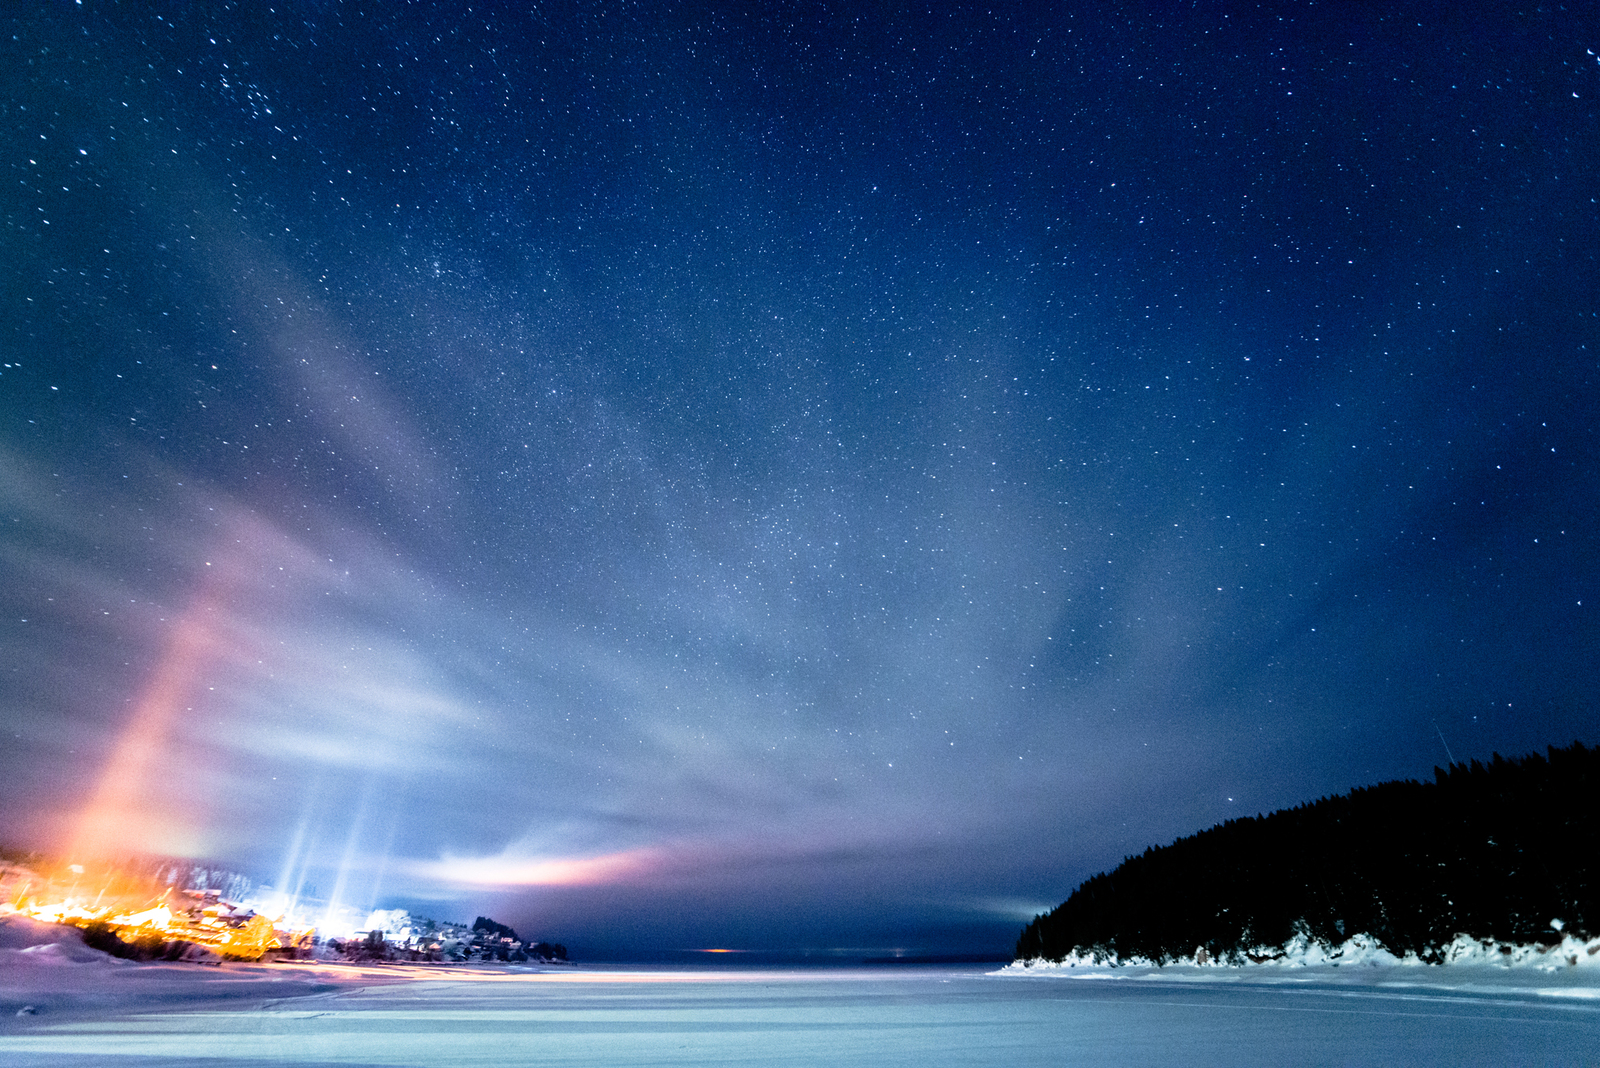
top-left (2, 861), bottom-right (313, 962)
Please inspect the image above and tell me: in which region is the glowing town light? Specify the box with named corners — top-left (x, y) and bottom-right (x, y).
top-left (0, 857), bottom-right (311, 962)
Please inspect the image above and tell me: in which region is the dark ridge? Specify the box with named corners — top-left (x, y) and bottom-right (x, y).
top-left (472, 915), bottom-right (520, 943)
top-left (1016, 741), bottom-right (1598, 964)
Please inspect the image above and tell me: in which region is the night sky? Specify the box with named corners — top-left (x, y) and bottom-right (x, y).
top-left (3, 2), bottom-right (1597, 960)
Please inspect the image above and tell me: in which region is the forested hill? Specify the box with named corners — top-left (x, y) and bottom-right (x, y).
top-left (1016, 742), bottom-right (1598, 964)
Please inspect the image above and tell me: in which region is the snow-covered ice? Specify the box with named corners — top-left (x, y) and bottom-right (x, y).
top-left (2, 919), bottom-right (1598, 1066)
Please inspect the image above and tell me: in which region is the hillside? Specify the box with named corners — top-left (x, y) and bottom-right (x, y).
top-left (1016, 742), bottom-right (1598, 964)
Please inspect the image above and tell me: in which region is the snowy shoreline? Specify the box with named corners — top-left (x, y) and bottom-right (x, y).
top-left (9, 913), bottom-right (1600, 1029)
top-left (1006, 929), bottom-right (1600, 973)
top-left (1000, 930), bottom-right (1600, 1003)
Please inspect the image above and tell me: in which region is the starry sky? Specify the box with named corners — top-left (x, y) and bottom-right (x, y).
top-left (2, 1), bottom-right (1597, 960)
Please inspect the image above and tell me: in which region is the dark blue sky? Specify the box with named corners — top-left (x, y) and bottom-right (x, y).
top-left (2, 1), bottom-right (1597, 959)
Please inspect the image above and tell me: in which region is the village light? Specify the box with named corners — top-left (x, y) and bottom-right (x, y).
top-left (0, 856), bottom-right (313, 962)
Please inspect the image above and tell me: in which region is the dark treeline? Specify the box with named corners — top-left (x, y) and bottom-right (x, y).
top-left (1016, 742), bottom-right (1598, 964)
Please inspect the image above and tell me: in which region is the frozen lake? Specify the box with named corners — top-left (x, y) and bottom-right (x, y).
top-left (3, 961), bottom-right (1599, 1066)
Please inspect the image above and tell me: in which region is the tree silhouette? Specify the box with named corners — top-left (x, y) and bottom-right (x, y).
top-left (1017, 741), bottom-right (1598, 963)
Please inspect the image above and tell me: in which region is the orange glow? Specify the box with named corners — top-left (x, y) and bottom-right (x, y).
top-left (0, 857), bottom-right (308, 961)
top-left (68, 509), bottom-right (307, 864)
top-left (69, 593), bottom-right (220, 863)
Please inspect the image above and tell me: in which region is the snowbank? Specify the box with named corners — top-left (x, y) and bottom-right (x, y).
top-left (0, 915), bottom-right (392, 1023)
top-left (0, 916), bottom-right (121, 968)
top-left (1002, 930), bottom-right (1600, 1004)
top-left (1006, 929), bottom-right (1600, 974)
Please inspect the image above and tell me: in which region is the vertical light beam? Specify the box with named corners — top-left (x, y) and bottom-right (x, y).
top-left (69, 591), bottom-right (220, 863)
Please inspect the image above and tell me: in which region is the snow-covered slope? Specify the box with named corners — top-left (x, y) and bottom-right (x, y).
top-left (0, 916), bottom-right (121, 967)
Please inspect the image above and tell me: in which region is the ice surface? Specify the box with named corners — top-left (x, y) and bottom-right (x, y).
top-left (2, 939), bottom-right (1598, 1067)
